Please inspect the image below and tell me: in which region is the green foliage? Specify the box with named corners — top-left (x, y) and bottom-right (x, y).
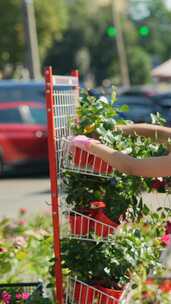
top-left (0, 0), bottom-right (68, 70)
top-left (127, 46), bottom-right (152, 85)
top-left (62, 209), bottom-right (170, 289)
top-left (34, 0), bottom-right (68, 60)
top-left (0, 210), bottom-right (53, 286)
top-left (61, 89), bottom-right (171, 298)
top-left (66, 90), bottom-right (169, 220)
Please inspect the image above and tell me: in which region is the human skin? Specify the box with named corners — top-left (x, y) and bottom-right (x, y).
top-left (72, 124), bottom-right (171, 178)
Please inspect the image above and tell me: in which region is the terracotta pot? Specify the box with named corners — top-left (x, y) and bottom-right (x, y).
top-left (74, 281), bottom-right (95, 304)
top-left (69, 214), bottom-right (92, 235)
top-left (88, 154), bottom-right (113, 174)
top-left (73, 147), bottom-right (89, 168)
top-left (95, 286), bottom-right (123, 304)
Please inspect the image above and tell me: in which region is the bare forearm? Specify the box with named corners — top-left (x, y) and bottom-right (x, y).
top-left (116, 123), bottom-right (171, 144)
top-left (90, 141), bottom-right (171, 177)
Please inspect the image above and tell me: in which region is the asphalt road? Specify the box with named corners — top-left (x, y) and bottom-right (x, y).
top-left (0, 175), bottom-right (51, 219)
top-left (1, 175), bottom-right (171, 219)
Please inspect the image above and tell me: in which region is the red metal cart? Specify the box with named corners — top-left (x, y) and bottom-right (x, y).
top-left (45, 67), bottom-right (128, 303)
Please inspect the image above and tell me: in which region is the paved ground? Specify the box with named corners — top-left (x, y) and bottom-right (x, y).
top-left (1, 175), bottom-right (171, 220)
top-left (0, 176), bottom-right (51, 218)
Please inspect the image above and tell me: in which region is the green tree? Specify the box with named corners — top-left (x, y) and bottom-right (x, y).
top-left (127, 46), bottom-right (152, 85)
top-left (44, 1), bottom-right (119, 85)
top-left (44, 0), bottom-right (171, 86)
top-left (0, 0), bottom-right (68, 71)
top-left (129, 0), bottom-right (171, 61)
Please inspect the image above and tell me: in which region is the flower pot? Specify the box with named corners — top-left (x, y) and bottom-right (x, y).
top-left (95, 285), bottom-right (123, 304)
top-left (88, 154), bottom-right (113, 174)
top-left (92, 210), bottom-right (118, 237)
top-left (69, 214), bottom-right (92, 235)
top-left (74, 281), bottom-right (95, 304)
top-left (90, 202), bottom-right (118, 238)
top-left (73, 147), bottom-right (89, 168)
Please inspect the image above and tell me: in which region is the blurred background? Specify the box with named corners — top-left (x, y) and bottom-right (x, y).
top-left (1, 0), bottom-right (171, 216)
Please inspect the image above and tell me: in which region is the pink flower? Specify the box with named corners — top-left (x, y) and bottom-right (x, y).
top-left (1, 291), bottom-right (11, 304)
top-left (161, 234), bottom-right (171, 246)
top-left (18, 219), bottom-right (27, 226)
top-left (74, 117), bottom-right (80, 125)
top-left (16, 294), bottom-right (22, 299)
top-left (19, 208), bottom-right (27, 215)
top-left (22, 292), bottom-right (30, 300)
top-left (13, 236), bottom-right (26, 248)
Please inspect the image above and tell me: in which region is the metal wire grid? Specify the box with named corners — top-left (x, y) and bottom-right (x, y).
top-left (65, 277), bottom-right (125, 304)
top-left (60, 209), bottom-right (116, 241)
top-left (53, 87), bottom-right (78, 176)
top-left (60, 138), bottom-right (114, 179)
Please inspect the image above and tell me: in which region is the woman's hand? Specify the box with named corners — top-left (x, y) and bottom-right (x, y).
top-left (70, 135), bottom-right (100, 151)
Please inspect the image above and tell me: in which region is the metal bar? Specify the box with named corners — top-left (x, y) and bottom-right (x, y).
top-left (44, 66), bottom-right (64, 304)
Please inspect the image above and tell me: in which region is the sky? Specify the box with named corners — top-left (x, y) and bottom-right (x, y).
top-left (165, 0), bottom-right (171, 9)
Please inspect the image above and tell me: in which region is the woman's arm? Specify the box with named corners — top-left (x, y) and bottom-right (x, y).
top-left (89, 141), bottom-right (171, 177)
top-left (115, 123), bottom-right (171, 145)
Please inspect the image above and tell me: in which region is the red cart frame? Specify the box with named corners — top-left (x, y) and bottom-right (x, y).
top-left (45, 66), bottom-right (79, 304)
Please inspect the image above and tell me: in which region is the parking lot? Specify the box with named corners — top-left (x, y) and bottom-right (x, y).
top-left (0, 176), bottom-right (51, 218)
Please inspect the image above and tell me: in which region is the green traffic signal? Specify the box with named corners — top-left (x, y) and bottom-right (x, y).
top-left (139, 25), bottom-right (150, 37)
top-left (106, 26), bottom-right (117, 38)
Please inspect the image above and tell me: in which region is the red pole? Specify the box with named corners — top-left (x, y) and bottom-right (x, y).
top-left (44, 66), bottom-right (64, 304)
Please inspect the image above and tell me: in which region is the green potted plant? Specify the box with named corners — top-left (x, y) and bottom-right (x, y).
top-left (62, 207), bottom-right (170, 303)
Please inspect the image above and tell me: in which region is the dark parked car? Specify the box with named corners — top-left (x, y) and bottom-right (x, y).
top-left (0, 80), bottom-right (45, 103)
top-left (115, 95), bottom-right (160, 123)
top-left (0, 101), bottom-right (48, 175)
top-left (114, 86), bottom-right (161, 123)
top-left (154, 92), bottom-right (171, 126)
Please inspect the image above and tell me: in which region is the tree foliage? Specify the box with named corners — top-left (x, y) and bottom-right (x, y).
top-left (0, 0), bottom-right (68, 69)
top-left (0, 0), bottom-right (171, 84)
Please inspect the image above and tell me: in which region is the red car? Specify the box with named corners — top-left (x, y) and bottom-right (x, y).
top-left (0, 101), bottom-right (48, 175)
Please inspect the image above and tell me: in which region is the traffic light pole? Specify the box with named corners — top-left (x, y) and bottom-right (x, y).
top-left (22, 0), bottom-right (41, 79)
top-left (112, 0), bottom-right (130, 87)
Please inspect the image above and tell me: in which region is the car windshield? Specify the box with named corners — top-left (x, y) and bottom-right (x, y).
top-left (19, 105), bottom-right (47, 125)
top-left (29, 107), bottom-right (47, 125)
top-left (0, 83), bottom-right (45, 102)
top-left (0, 108), bottom-right (23, 123)
top-left (115, 96), bottom-right (156, 123)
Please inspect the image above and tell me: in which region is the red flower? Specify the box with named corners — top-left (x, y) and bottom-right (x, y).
top-left (166, 221), bottom-right (171, 234)
top-left (151, 178), bottom-right (165, 190)
top-left (0, 247), bottom-right (7, 254)
top-left (160, 280), bottom-right (171, 292)
top-left (90, 201), bottom-right (106, 209)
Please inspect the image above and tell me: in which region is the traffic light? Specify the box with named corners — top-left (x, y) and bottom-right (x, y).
top-left (139, 25), bottom-right (150, 37)
top-left (106, 25), bottom-right (117, 38)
